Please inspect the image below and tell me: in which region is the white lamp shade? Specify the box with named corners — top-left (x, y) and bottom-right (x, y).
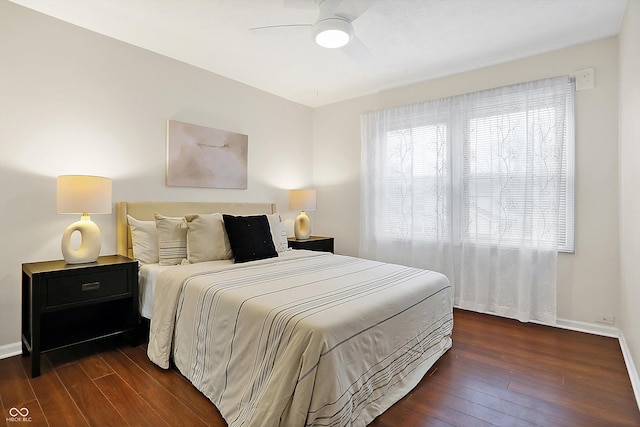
top-left (57, 175), bottom-right (112, 264)
top-left (57, 175), bottom-right (112, 214)
top-left (289, 189), bottom-right (317, 212)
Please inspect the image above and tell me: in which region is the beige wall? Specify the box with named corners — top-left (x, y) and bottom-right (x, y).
top-left (619, 0), bottom-right (640, 390)
top-left (0, 1), bottom-right (313, 349)
top-left (314, 37), bottom-right (620, 326)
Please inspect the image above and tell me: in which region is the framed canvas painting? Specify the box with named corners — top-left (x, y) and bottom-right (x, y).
top-left (166, 120), bottom-right (248, 189)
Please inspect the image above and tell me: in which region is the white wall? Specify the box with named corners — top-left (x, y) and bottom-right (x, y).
top-left (619, 0), bottom-right (640, 391)
top-left (0, 1), bottom-right (313, 350)
top-left (313, 37), bottom-right (620, 326)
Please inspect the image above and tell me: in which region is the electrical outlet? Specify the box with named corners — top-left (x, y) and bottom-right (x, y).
top-left (596, 313), bottom-right (615, 325)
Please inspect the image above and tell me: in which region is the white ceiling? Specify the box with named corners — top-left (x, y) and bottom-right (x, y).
top-left (10, 0), bottom-right (628, 108)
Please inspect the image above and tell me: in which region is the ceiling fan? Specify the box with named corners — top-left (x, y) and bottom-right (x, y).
top-left (250, 0), bottom-right (376, 63)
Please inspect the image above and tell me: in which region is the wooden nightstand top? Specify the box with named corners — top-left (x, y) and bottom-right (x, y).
top-left (287, 236), bottom-right (332, 243)
top-left (23, 255), bottom-right (136, 275)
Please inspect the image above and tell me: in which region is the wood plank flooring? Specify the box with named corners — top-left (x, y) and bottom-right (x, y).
top-left (2, 309), bottom-right (639, 426)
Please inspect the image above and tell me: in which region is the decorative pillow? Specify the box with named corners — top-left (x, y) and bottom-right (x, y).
top-left (185, 213), bottom-right (233, 263)
top-left (267, 213), bottom-right (288, 253)
top-left (127, 215), bottom-right (159, 264)
top-left (222, 214), bottom-right (278, 263)
top-left (154, 213), bottom-right (187, 265)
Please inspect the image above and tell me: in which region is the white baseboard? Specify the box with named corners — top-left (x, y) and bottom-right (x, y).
top-left (619, 331), bottom-right (640, 411)
top-left (555, 317), bottom-right (620, 338)
top-left (0, 341), bottom-right (22, 360)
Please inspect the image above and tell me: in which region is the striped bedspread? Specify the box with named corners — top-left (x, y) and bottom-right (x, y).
top-left (148, 251), bottom-right (453, 426)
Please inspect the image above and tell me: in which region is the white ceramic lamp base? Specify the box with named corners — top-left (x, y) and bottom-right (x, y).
top-left (294, 211), bottom-right (311, 240)
top-left (61, 215), bottom-right (102, 264)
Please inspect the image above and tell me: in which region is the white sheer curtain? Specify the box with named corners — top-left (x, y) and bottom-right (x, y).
top-left (360, 76), bottom-right (574, 323)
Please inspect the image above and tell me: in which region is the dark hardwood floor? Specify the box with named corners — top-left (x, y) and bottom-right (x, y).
top-left (2, 309), bottom-right (639, 426)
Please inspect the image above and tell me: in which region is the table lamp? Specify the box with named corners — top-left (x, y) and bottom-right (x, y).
top-left (289, 189), bottom-right (316, 240)
top-left (57, 175), bottom-right (112, 264)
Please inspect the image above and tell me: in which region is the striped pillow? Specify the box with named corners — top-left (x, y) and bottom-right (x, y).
top-left (154, 213), bottom-right (187, 265)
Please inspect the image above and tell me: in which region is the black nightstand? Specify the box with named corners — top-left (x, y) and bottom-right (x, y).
top-left (287, 236), bottom-right (334, 253)
top-left (21, 255), bottom-right (138, 377)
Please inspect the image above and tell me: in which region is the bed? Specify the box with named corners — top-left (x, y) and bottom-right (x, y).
top-left (116, 201), bottom-right (453, 427)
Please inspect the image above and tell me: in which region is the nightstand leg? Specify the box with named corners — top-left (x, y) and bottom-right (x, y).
top-left (31, 350), bottom-right (41, 378)
top-left (21, 271), bottom-right (30, 357)
top-left (31, 296), bottom-right (41, 377)
top-left (131, 318), bottom-right (139, 347)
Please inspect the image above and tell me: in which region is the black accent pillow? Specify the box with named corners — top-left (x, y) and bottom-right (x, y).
top-left (222, 214), bottom-right (278, 263)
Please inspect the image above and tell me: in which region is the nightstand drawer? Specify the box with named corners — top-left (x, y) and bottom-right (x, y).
top-left (45, 269), bottom-right (131, 308)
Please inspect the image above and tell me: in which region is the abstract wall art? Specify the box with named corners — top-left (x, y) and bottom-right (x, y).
top-left (166, 120), bottom-right (248, 189)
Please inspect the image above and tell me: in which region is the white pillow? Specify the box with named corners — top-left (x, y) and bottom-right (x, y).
top-left (127, 215), bottom-right (159, 264)
top-left (267, 213), bottom-right (288, 253)
top-left (154, 213), bottom-right (187, 266)
top-left (185, 213), bottom-right (233, 263)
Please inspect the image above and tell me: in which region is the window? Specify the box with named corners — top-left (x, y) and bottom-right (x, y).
top-left (363, 76), bottom-right (575, 252)
top-left (381, 122), bottom-right (449, 241)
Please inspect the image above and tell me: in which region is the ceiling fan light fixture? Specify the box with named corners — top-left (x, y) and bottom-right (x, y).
top-left (312, 17), bottom-right (353, 48)
top-left (316, 29), bottom-right (350, 48)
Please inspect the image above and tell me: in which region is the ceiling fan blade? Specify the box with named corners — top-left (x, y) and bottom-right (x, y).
top-left (342, 34), bottom-right (372, 64)
top-left (335, 0), bottom-right (377, 22)
top-left (249, 24), bottom-right (313, 35)
top-left (318, 0), bottom-right (342, 17)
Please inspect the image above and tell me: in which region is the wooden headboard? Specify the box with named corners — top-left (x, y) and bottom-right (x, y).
top-left (116, 201), bottom-right (277, 259)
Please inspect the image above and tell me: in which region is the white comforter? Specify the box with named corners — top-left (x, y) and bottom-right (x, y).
top-left (148, 251), bottom-right (453, 427)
